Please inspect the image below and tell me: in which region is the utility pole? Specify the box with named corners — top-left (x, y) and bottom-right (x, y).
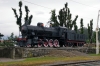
top-left (96, 10), bottom-right (100, 54)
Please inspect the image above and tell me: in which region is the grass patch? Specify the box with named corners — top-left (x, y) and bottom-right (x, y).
top-left (0, 56), bottom-right (100, 66)
top-left (89, 53), bottom-right (100, 56)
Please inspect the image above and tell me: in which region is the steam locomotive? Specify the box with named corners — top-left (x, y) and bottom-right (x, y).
top-left (17, 22), bottom-right (86, 47)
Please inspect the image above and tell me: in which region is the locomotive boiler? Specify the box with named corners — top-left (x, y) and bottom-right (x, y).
top-left (17, 22), bottom-right (86, 47)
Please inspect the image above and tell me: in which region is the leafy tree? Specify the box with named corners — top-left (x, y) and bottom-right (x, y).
top-left (73, 15), bottom-right (78, 31)
top-left (82, 27), bottom-right (88, 38)
top-left (8, 33), bottom-right (18, 46)
top-left (0, 33), bottom-right (18, 47)
top-left (24, 6), bottom-right (33, 25)
top-left (50, 9), bottom-right (59, 26)
top-left (8, 33), bottom-right (14, 41)
top-left (8, 32), bottom-right (18, 41)
top-left (74, 25), bottom-right (78, 33)
top-left (12, 1), bottom-right (33, 33)
top-left (58, 3), bottom-right (72, 28)
top-left (80, 18), bottom-right (84, 34)
top-left (58, 9), bottom-right (64, 26)
top-left (50, 3), bottom-right (68, 27)
top-left (92, 31), bottom-right (96, 43)
top-left (50, 2), bottom-right (78, 31)
top-left (12, 1), bottom-right (22, 31)
top-left (67, 12), bottom-right (72, 29)
top-left (88, 23), bottom-right (90, 42)
top-left (87, 19), bottom-right (93, 43)
top-left (90, 19), bottom-right (93, 35)
top-left (90, 19), bottom-right (93, 43)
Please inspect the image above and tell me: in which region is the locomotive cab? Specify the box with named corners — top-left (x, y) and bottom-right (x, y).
top-left (37, 22), bottom-right (44, 27)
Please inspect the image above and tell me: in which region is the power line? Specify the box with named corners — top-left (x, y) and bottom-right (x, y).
top-left (69, 0), bottom-right (98, 9)
top-left (19, 0), bottom-right (97, 20)
top-left (21, 0), bottom-right (52, 9)
top-left (21, 0), bottom-right (99, 10)
top-left (20, 0), bottom-right (99, 10)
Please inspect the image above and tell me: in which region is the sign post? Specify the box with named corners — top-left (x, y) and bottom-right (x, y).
top-left (96, 10), bottom-right (100, 54)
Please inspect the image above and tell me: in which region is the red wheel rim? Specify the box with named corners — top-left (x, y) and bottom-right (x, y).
top-left (53, 39), bottom-right (59, 47)
top-left (48, 39), bottom-right (53, 47)
top-left (43, 39), bottom-right (48, 47)
top-left (38, 39), bottom-right (42, 47)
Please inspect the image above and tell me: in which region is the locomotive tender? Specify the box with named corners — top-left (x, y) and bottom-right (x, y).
top-left (17, 22), bottom-right (86, 47)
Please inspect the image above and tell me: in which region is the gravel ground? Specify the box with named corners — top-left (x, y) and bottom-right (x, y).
top-left (45, 50), bottom-right (88, 57)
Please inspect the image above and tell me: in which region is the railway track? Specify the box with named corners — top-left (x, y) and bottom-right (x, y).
top-left (42, 60), bottom-right (100, 66)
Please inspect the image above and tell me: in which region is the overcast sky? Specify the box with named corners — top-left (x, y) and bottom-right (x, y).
top-left (0, 0), bottom-right (100, 37)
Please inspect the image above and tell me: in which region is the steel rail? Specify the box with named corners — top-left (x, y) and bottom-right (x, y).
top-left (43, 60), bottom-right (100, 66)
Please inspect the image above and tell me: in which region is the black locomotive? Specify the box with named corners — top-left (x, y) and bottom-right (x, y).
top-left (17, 22), bottom-right (86, 47)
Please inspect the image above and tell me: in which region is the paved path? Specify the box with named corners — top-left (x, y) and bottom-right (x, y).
top-left (0, 58), bottom-right (24, 62)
